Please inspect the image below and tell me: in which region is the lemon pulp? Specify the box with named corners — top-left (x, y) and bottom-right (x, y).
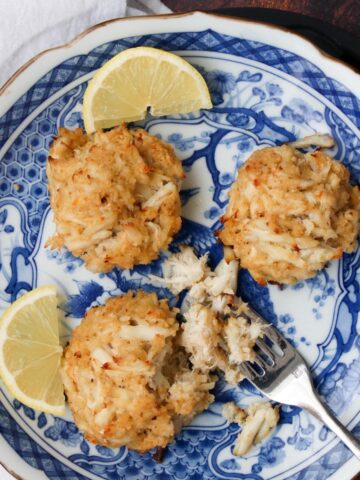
top-left (83, 47), bottom-right (212, 132)
top-left (0, 285), bottom-right (65, 415)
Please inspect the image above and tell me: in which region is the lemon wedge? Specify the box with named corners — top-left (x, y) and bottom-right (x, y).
top-left (0, 286), bottom-right (65, 415)
top-left (83, 46), bottom-right (212, 132)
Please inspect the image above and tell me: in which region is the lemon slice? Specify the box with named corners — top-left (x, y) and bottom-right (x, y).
top-left (0, 286), bottom-right (65, 415)
top-left (83, 46), bottom-right (212, 132)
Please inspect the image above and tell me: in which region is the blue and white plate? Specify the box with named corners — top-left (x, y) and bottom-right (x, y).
top-left (0, 11), bottom-right (359, 480)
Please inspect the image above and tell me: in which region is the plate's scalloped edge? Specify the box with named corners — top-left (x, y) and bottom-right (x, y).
top-left (0, 460), bottom-right (24, 480)
top-left (211, 10), bottom-right (360, 76)
top-left (1, 10), bottom-right (359, 100)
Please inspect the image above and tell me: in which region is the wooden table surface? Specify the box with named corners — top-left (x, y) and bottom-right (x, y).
top-left (163, 0), bottom-right (359, 36)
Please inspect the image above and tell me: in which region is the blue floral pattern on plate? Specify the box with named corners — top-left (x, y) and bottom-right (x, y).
top-left (0, 25), bottom-right (359, 480)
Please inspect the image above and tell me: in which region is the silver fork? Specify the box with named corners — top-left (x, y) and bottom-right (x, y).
top-left (238, 306), bottom-right (360, 460)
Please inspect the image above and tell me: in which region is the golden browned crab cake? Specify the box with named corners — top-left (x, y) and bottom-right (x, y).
top-left (46, 125), bottom-right (184, 272)
top-left (61, 291), bottom-right (215, 452)
top-left (218, 144), bottom-right (360, 285)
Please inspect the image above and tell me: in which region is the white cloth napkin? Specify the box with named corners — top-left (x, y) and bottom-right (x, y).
top-left (0, 2), bottom-right (170, 478)
top-left (0, 0), bottom-right (171, 88)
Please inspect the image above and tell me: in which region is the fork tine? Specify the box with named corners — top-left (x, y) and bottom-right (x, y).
top-left (253, 357), bottom-right (267, 375)
top-left (264, 326), bottom-right (290, 352)
top-left (246, 307), bottom-right (291, 353)
top-left (255, 338), bottom-right (275, 365)
top-left (239, 361), bottom-right (258, 381)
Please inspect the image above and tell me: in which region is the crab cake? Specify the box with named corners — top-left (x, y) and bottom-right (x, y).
top-left (61, 291), bottom-right (215, 451)
top-left (218, 145), bottom-right (360, 285)
top-left (46, 125), bottom-right (184, 272)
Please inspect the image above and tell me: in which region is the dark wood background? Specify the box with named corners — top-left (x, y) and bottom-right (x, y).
top-left (163, 0), bottom-right (360, 36)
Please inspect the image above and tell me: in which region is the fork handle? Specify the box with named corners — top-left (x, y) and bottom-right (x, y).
top-left (296, 368), bottom-right (360, 460)
top-left (304, 393), bottom-right (360, 459)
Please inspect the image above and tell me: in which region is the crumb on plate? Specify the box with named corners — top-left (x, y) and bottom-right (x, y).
top-left (223, 401), bottom-right (280, 456)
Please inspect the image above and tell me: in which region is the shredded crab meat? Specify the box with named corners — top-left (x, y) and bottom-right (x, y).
top-left (288, 133), bottom-right (335, 149)
top-left (181, 304), bottom-right (224, 371)
top-left (223, 401), bottom-right (279, 456)
top-left (155, 247), bottom-right (263, 384)
top-left (154, 246), bottom-right (210, 294)
top-left (142, 181), bottom-right (177, 209)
